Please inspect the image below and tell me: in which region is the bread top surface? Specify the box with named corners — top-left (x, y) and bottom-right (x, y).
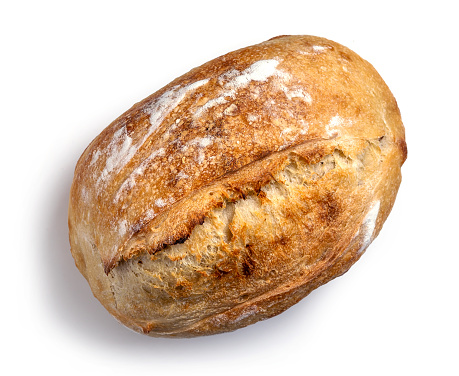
top-left (68, 35), bottom-right (406, 274)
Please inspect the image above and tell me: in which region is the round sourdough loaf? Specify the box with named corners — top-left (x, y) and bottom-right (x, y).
top-left (68, 35), bottom-right (407, 337)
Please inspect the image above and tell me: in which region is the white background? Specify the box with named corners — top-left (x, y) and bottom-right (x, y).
top-left (1, 1), bottom-right (458, 375)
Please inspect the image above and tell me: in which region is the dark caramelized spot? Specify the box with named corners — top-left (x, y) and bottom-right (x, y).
top-left (318, 192), bottom-right (341, 224)
top-left (339, 51), bottom-right (353, 62)
top-left (241, 244), bottom-right (256, 277)
top-left (171, 236), bottom-right (189, 245)
top-left (275, 236), bottom-right (289, 246)
top-left (398, 139), bottom-right (408, 164)
top-left (241, 258), bottom-right (255, 277)
top-left (239, 293), bottom-right (250, 301)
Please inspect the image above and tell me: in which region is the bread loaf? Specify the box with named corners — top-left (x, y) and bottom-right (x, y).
top-left (68, 35), bottom-right (407, 337)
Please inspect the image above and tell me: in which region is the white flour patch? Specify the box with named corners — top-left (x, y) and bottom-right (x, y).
top-left (326, 115), bottom-right (351, 136)
top-left (176, 171), bottom-right (189, 180)
top-left (357, 200), bottom-right (381, 254)
top-left (182, 136), bottom-right (214, 153)
top-left (97, 79), bottom-right (208, 188)
top-left (145, 208), bottom-right (155, 217)
top-left (97, 127), bottom-right (135, 185)
top-left (329, 115), bottom-right (344, 128)
top-left (197, 150), bottom-right (205, 164)
top-left (298, 45), bottom-right (331, 56)
top-left (280, 127), bottom-right (293, 137)
top-left (194, 96), bottom-right (229, 118)
top-left (191, 136), bottom-right (213, 148)
top-left (299, 119), bottom-right (309, 134)
top-left (154, 198), bottom-right (168, 208)
top-left (114, 148), bottom-right (166, 202)
top-left (90, 150), bottom-right (101, 166)
top-left (118, 219), bottom-right (128, 236)
top-left (281, 86), bottom-right (312, 103)
top-left (147, 79), bottom-right (209, 132)
top-left (225, 60), bottom-right (282, 90)
top-left (194, 59), bottom-right (288, 119)
top-left (312, 45), bottom-right (328, 53)
top-left (80, 186), bottom-right (90, 204)
top-left (247, 114), bottom-right (260, 123)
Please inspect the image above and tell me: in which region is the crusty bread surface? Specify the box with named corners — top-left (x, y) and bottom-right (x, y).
top-left (68, 35), bottom-right (407, 337)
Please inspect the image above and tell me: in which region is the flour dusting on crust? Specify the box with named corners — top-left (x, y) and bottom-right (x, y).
top-left (96, 79), bottom-right (209, 189)
top-left (147, 79), bottom-right (209, 132)
top-left (357, 200), bottom-right (381, 254)
top-left (114, 148), bottom-right (166, 202)
top-left (194, 59), bottom-right (295, 119)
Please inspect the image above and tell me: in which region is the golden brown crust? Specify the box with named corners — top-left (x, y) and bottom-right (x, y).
top-left (68, 35), bottom-right (406, 337)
